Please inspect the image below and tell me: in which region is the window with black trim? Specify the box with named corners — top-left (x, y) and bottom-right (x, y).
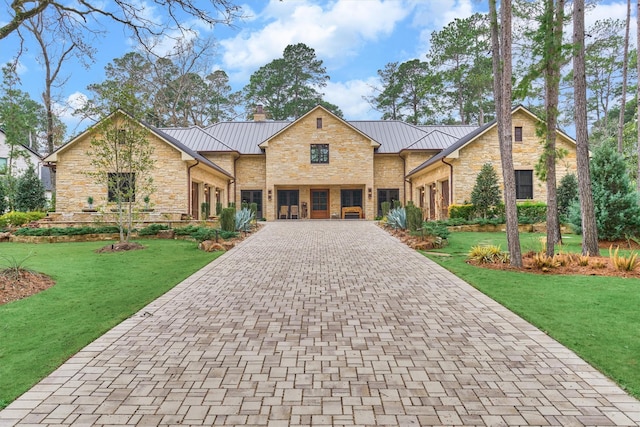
top-left (514, 126), bottom-right (523, 142)
top-left (316, 118), bottom-right (323, 129)
top-left (108, 172), bottom-right (136, 202)
top-left (310, 144), bottom-right (329, 163)
top-left (515, 170), bottom-right (533, 199)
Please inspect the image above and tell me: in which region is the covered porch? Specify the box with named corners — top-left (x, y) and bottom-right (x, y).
top-left (268, 185), bottom-right (373, 221)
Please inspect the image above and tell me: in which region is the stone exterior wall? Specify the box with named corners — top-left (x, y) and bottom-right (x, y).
top-left (264, 110), bottom-right (376, 220)
top-left (235, 155), bottom-right (267, 205)
top-left (374, 154), bottom-right (406, 206)
top-left (409, 109), bottom-right (578, 219)
top-left (53, 115), bottom-right (230, 219)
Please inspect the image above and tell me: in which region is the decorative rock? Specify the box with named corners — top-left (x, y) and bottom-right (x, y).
top-left (0, 232), bottom-right (10, 242)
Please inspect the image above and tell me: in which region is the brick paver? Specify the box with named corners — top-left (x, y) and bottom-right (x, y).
top-left (1, 221), bottom-right (639, 426)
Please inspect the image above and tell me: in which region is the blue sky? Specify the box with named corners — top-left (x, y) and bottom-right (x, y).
top-left (0, 0), bottom-right (633, 137)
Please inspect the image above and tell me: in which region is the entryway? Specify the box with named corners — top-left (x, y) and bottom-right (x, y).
top-left (310, 189), bottom-right (329, 219)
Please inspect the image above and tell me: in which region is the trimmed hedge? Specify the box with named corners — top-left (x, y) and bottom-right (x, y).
top-left (0, 211), bottom-right (46, 228)
top-left (13, 226), bottom-right (120, 236)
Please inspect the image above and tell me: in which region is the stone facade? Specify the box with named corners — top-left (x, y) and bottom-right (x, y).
top-left (48, 106), bottom-right (578, 223)
top-left (261, 110), bottom-right (377, 220)
top-left (409, 109), bottom-right (577, 220)
top-left (47, 112), bottom-right (232, 221)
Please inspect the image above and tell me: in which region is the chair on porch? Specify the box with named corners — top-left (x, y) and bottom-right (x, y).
top-left (290, 205), bottom-right (299, 219)
top-left (279, 205), bottom-right (289, 219)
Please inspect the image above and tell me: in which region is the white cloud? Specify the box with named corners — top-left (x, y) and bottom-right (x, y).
top-left (219, 0), bottom-right (410, 82)
top-left (324, 78), bottom-right (379, 120)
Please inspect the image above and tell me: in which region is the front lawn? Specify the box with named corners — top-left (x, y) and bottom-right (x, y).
top-left (424, 232), bottom-right (640, 399)
top-left (0, 240), bottom-right (222, 409)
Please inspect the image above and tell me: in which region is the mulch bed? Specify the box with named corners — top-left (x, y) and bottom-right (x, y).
top-left (0, 271), bottom-right (56, 306)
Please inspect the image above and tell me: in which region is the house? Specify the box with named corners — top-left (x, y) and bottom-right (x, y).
top-left (0, 128), bottom-right (53, 201)
top-left (43, 105), bottom-right (577, 222)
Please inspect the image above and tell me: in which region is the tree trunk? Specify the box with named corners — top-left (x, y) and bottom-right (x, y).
top-left (544, 0), bottom-right (563, 255)
top-left (490, 0), bottom-right (522, 267)
top-left (618, 0), bottom-right (630, 154)
top-left (573, 0), bottom-right (600, 256)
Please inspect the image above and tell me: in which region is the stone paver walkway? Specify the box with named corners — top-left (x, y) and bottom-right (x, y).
top-left (1, 221), bottom-right (639, 426)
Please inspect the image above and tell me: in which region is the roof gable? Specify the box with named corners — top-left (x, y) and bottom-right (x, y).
top-left (259, 105), bottom-right (380, 149)
top-left (406, 105), bottom-right (575, 177)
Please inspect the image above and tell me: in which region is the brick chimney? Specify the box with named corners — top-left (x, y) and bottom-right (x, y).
top-left (254, 104), bottom-right (266, 122)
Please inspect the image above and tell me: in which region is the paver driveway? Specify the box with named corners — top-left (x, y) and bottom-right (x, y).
top-left (1, 221), bottom-right (639, 426)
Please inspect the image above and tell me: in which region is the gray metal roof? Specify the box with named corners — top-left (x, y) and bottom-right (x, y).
top-left (419, 125), bottom-right (478, 139)
top-left (348, 121), bottom-right (430, 153)
top-left (406, 130), bottom-right (460, 151)
top-left (205, 121), bottom-right (290, 154)
top-left (142, 121), bottom-right (234, 178)
top-left (159, 126), bottom-right (235, 152)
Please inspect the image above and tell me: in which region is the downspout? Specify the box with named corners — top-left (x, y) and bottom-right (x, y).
top-left (401, 153), bottom-right (407, 204)
top-left (441, 157), bottom-right (454, 217)
top-left (187, 160), bottom-right (200, 217)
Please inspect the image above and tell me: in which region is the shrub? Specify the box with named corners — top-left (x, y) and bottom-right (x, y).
top-left (386, 207), bottom-right (406, 230)
top-left (138, 224), bottom-right (169, 236)
top-left (405, 202), bottom-right (423, 232)
top-left (557, 173), bottom-right (578, 221)
top-left (467, 245), bottom-right (509, 263)
top-left (0, 211), bottom-right (32, 227)
top-left (215, 202), bottom-right (223, 216)
top-left (173, 225), bottom-right (201, 235)
top-left (13, 226), bottom-right (120, 236)
top-left (393, 200), bottom-right (402, 209)
top-left (569, 142), bottom-right (640, 240)
top-left (516, 201), bottom-right (547, 224)
top-left (449, 204), bottom-right (475, 220)
top-left (0, 178), bottom-right (6, 214)
top-left (220, 207), bottom-right (236, 232)
top-left (470, 163), bottom-right (501, 218)
top-left (532, 252), bottom-right (560, 269)
top-left (609, 246), bottom-right (639, 271)
top-left (381, 201), bottom-right (391, 217)
top-left (15, 165), bottom-right (47, 212)
top-left (249, 202), bottom-right (258, 219)
top-left (421, 221), bottom-right (450, 240)
top-left (235, 207), bottom-right (254, 231)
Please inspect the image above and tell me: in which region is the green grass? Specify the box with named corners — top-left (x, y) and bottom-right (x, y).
top-left (0, 240), bottom-right (222, 409)
top-left (424, 232), bottom-right (640, 399)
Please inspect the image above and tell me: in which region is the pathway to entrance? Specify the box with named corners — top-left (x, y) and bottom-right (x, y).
top-left (1, 221), bottom-right (639, 426)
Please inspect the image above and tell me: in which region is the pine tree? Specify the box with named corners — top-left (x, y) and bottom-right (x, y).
top-left (470, 163), bottom-right (501, 219)
top-left (14, 164), bottom-right (47, 211)
top-left (570, 143), bottom-right (640, 240)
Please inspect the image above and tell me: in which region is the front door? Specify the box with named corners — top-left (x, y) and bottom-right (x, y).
top-left (311, 189), bottom-right (329, 219)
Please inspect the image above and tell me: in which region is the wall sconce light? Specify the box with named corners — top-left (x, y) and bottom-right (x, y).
top-left (367, 187), bottom-right (372, 198)
top-left (268, 189), bottom-right (273, 200)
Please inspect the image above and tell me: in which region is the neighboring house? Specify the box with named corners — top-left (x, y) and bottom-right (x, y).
top-left (0, 128), bottom-right (52, 201)
top-left (44, 105), bottom-right (577, 222)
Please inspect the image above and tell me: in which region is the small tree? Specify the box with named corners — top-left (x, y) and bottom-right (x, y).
top-left (85, 110), bottom-right (155, 243)
top-left (14, 164), bottom-right (46, 211)
top-left (569, 143), bottom-right (640, 240)
top-left (557, 173), bottom-right (578, 221)
top-left (470, 163), bottom-right (501, 218)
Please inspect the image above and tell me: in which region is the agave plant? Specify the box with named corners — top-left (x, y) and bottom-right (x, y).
top-left (235, 207), bottom-right (255, 232)
top-left (386, 207), bottom-right (407, 230)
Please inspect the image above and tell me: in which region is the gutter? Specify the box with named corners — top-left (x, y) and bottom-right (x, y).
top-left (187, 160), bottom-right (200, 217)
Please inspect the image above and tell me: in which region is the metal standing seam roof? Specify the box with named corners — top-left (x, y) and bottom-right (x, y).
top-left (142, 122), bottom-right (234, 178)
top-left (348, 121), bottom-right (431, 153)
top-left (205, 121), bottom-right (290, 154)
top-left (159, 126), bottom-right (235, 152)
